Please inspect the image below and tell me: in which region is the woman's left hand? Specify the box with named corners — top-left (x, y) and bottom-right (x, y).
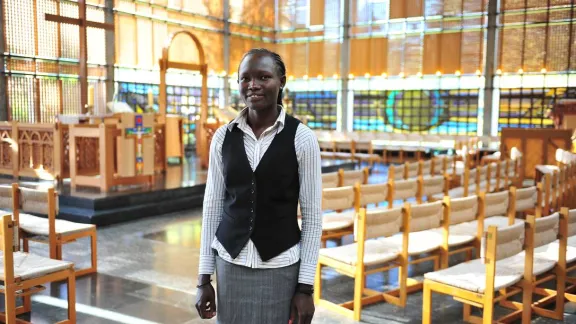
top-left (289, 292), bottom-right (315, 324)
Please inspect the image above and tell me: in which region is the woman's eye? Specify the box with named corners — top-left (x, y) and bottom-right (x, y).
top-left (261, 76), bottom-right (270, 80)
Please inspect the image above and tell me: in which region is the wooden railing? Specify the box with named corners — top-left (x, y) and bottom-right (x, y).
top-left (0, 121), bottom-right (168, 182)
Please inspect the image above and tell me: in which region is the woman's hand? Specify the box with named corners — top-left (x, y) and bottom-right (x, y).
top-left (195, 276), bottom-right (216, 319)
top-left (289, 291), bottom-right (315, 324)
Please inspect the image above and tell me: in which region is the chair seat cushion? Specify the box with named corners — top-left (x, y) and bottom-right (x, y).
top-left (354, 153), bottom-right (380, 161)
top-left (532, 239), bottom-right (576, 263)
top-left (448, 217), bottom-right (523, 237)
top-left (379, 230), bottom-right (442, 255)
top-left (499, 253), bottom-right (557, 277)
top-left (334, 152), bottom-right (353, 159)
top-left (18, 213), bottom-right (95, 237)
top-left (0, 251), bottom-right (72, 280)
top-left (427, 228), bottom-right (476, 247)
top-left (322, 211), bottom-right (355, 231)
top-left (319, 239), bottom-right (401, 267)
top-left (320, 152), bottom-right (336, 159)
top-left (424, 258), bottom-right (523, 293)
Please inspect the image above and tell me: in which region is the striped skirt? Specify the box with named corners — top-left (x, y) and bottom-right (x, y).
top-left (215, 256), bottom-right (299, 324)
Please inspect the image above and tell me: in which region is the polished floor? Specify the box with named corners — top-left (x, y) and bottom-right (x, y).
top-left (12, 163), bottom-right (576, 323)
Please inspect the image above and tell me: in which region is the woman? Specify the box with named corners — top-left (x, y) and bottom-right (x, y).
top-left (195, 48), bottom-right (322, 324)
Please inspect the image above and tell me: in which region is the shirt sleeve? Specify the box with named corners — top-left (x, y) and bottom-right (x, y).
top-left (198, 126), bottom-right (227, 275)
top-left (294, 124), bottom-right (323, 285)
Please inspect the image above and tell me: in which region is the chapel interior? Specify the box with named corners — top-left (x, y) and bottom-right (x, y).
top-left (1, 0), bottom-right (576, 323)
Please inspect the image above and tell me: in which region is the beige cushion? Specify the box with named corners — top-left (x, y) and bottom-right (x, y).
top-left (354, 153), bottom-right (380, 161)
top-left (322, 211), bottom-right (355, 231)
top-left (319, 239), bottom-right (401, 266)
top-left (484, 191), bottom-right (509, 218)
top-left (424, 258), bottom-right (522, 293)
top-left (567, 209), bottom-right (576, 237)
top-left (449, 196), bottom-right (478, 225)
top-left (379, 230), bottom-right (443, 255)
top-left (427, 228), bottom-right (476, 247)
top-left (0, 251), bottom-right (72, 280)
top-left (499, 252), bottom-right (557, 277)
top-left (19, 213), bottom-right (94, 236)
top-left (533, 239), bottom-right (576, 263)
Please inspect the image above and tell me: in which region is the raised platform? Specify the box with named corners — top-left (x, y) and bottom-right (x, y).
top-left (53, 157), bottom-right (358, 226)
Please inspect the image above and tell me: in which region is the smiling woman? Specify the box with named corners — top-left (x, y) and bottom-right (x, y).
top-left (195, 49), bottom-right (323, 324)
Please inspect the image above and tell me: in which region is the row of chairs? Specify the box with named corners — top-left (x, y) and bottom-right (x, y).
top-left (0, 183), bottom-right (99, 322)
top-left (314, 184), bottom-right (544, 321)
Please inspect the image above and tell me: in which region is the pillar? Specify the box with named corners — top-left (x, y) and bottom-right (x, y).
top-left (338, 0), bottom-right (351, 132)
top-left (105, 0), bottom-right (115, 104)
top-left (0, 0), bottom-right (7, 121)
top-left (482, 0), bottom-right (500, 136)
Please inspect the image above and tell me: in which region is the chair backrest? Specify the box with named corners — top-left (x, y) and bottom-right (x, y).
top-left (334, 139), bottom-right (353, 152)
top-left (534, 212), bottom-right (559, 248)
top-left (322, 172), bottom-right (339, 189)
top-left (354, 140), bottom-right (372, 152)
top-left (339, 168), bottom-right (367, 187)
top-left (356, 183), bottom-right (389, 207)
top-left (388, 164), bottom-right (405, 181)
top-left (405, 161), bottom-right (419, 179)
top-left (390, 179), bottom-right (418, 201)
top-left (322, 186), bottom-right (355, 211)
top-left (567, 208), bottom-right (576, 237)
top-left (418, 175), bottom-right (446, 198)
top-left (355, 207), bottom-right (404, 240)
top-left (484, 190), bottom-right (510, 218)
top-left (405, 200), bottom-right (443, 232)
top-left (420, 160), bottom-right (432, 176)
top-left (476, 165), bottom-right (489, 184)
top-left (19, 186), bottom-right (59, 215)
top-left (0, 185), bottom-right (13, 211)
top-left (512, 185), bottom-right (539, 213)
top-left (446, 195), bottom-right (479, 225)
top-left (318, 140), bottom-right (334, 151)
top-left (481, 222), bottom-right (525, 261)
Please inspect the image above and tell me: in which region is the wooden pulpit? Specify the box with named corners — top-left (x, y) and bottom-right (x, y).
top-left (116, 113), bottom-right (155, 177)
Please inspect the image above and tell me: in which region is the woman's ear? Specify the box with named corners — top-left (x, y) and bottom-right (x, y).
top-left (280, 75), bottom-right (287, 89)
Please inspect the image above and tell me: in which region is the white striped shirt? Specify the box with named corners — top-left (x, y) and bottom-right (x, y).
top-left (198, 106), bottom-right (323, 285)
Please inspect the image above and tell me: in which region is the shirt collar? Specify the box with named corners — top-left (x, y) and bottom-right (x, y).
top-left (227, 105), bottom-right (286, 132)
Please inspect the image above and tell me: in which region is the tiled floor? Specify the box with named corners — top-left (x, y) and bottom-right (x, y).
top-left (20, 205), bottom-right (576, 324)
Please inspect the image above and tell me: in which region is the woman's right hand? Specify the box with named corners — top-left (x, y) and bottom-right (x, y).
top-left (195, 282), bottom-right (217, 319)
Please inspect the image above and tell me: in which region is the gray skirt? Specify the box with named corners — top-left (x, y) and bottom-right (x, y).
top-left (215, 256), bottom-right (299, 324)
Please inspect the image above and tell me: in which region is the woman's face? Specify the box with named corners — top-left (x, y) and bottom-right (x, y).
top-left (238, 54), bottom-right (285, 111)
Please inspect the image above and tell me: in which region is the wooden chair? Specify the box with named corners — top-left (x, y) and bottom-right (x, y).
top-left (416, 175), bottom-right (448, 203)
top-left (320, 186), bottom-right (357, 247)
top-left (315, 207), bottom-right (409, 321)
top-left (13, 184), bottom-right (98, 277)
top-left (423, 219), bottom-right (538, 323)
top-left (353, 140), bottom-right (382, 168)
top-left (338, 167), bottom-right (369, 187)
top-left (429, 166), bottom-right (476, 201)
top-left (322, 172), bottom-right (339, 189)
top-left (436, 194), bottom-right (485, 268)
top-left (388, 178), bottom-right (418, 207)
top-left (498, 210), bottom-right (569, 321)
top-left (0, 213), bottom-right (76, 323)
top-left (354, 183), bottom-right (390, 210)
top-left (387, 164), bottom-right (405, 182)
top-left (405, 161), bottom-right (420, 179)
top-left (419, 160), bottom-right (433, 177)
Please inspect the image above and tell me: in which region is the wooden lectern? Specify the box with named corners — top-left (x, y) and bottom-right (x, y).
top-left (69, 113), bottom-right (156, 192)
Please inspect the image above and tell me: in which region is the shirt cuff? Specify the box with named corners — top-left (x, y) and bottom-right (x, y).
top-left (298, 262), bottom-right (317, 285)
top-left (198, 255), bottom-right (216, 275)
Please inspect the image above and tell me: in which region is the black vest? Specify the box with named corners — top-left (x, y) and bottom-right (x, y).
top-left (215, 114), bottom-right (301, 261)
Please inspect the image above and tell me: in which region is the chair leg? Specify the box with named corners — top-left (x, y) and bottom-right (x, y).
top-left (422, 282), bottom-right (432, 324)
top-left (353, 269), bottom-right (365, 321)
top-left (482, 299), bottom-right (494, 324)
top-left (22, 237), bottom-right (29, 252)
top-left (67, 268), bottom-right (77, 323)
top-left (398, 263), bottom-right (408, 307)
top-left (91, 230), bottom-right (98, 273)
top-left (4, 285), bottom-right (16, 324)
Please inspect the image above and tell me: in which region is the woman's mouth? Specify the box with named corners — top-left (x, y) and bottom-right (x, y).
top-left (248, 94), bottom-right (264, 101)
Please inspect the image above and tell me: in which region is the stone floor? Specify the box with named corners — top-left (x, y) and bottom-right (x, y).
top-left (17, 206), bottom-right (576, 324)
